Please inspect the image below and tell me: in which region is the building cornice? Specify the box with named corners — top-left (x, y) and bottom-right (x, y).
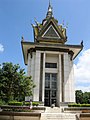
top-left (21, 41), bottom-right (83, 65)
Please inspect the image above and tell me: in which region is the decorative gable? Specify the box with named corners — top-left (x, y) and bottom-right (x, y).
top-left (32, 5), bottom-right (67, 44)
top-left (42, 25), bottom-right (61, 39)
top-left (36, 17), bottom-right (67, 44)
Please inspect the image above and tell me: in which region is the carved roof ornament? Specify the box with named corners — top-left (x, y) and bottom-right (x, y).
top-left (46, 0), bottom-right (53, 19)
top-left (21, 36), bottom-right (24, 41)
top-left (81, 40), bottom-right (84, 47)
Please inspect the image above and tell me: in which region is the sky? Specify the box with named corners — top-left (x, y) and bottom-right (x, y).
top-left (0, 0), bottom-right (90, 92)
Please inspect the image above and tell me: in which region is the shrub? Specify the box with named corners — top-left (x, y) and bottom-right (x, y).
top-left (8, 100), bottom-right (23, 106)
top-left (24, 102), bottom-right (30, 106)
top-left (32, 102), bottom-right (39, 106)
top-left (81, 104), bottom-right (90, 107)
top-left (68, 103), bottom-right (81, 107)
top-left (68, 103), bottom-right (90, 107)
top-left (24, 101), bottom-right (40, 106)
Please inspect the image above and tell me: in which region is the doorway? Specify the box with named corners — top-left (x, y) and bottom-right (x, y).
top-left (44, 73), bottom-right (57, 106)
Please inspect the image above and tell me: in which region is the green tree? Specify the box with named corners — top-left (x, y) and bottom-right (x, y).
top-left (0, 62), bottom-right (35, 103)
top-left (75, 90), bottom-right (83, 104)
top-left (82, 92), bottom-right (90, 104)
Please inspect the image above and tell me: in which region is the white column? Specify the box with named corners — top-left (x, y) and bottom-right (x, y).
top-left (33, 51), bottom-right (41, 101)
top-left (64, 53), bottom-right (75, 102)
top-left (42, 52), bottom-right (45, 103)
top-left (64, 53), bottom-right (70, 102)
top-left (57, 54), bottom-right (62, 106)
top-left (30, 52), bottom-right (35, 81)
top-left (69, 59), bottom-right (75, 102)
top-left (27, 53), bottom-right (31, 76)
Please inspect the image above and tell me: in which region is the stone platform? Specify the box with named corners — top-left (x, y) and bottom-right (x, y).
top-left (41, 107), bottom-right (77, 120)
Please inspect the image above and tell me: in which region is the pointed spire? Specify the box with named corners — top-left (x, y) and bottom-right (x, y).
top-left (46, 0), bottom-right (53, 19)
top-left (49, 0), bottom-right (52, 12)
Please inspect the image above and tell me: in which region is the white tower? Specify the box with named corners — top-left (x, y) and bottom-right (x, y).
top-left (21, 2), bottom-right (83, 106)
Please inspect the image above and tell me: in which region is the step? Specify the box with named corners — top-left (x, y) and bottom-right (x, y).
top-left (45, 107), bottom-right (61, 113)
top-left (41, 113), bottom-right (77, 120)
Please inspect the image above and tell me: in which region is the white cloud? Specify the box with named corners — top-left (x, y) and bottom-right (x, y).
top-left (75, 85), bottom-right (90, 92)
top-left (0, 43), bottom-right (4, 52)
top-left (74, 49), bottom-right (90, 92)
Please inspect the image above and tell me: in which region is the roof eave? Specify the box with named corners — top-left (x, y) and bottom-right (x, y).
top-left (21, 41), bottom-right (36, 65)
top-left (73, 45), bottom-right (83, 60)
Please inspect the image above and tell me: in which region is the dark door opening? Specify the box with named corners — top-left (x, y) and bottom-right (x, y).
top-left (44, 73), bottom-right (57, 106)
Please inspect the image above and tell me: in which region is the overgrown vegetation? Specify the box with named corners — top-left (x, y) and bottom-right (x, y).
top-left (0, 62), bottom-right (35, 103)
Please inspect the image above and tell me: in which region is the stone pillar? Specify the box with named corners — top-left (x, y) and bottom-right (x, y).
top-left (63, 53), bottom-right (75, 102)
top-left (27, 53), bottom-right (31, 76)
top-left (64, 53), bottom-right (70, 102)
top-left (33, 51), bottom-right (41, 101)
top-left (31, 52), bottom-right (35, 81)
top-left (42, 52), bottom-right (45, 103)
top-left (69, 58), bottom-right (75, 102)
top-left (57, 54), bottom-right (62, 106)
top-left (27, 52), bottom-right (35, 81)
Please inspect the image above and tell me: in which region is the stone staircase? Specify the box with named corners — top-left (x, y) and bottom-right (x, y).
top-left (40, 107), bottom-right (77, 120)
top-left (45, 107), bottom-right (61, 113)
